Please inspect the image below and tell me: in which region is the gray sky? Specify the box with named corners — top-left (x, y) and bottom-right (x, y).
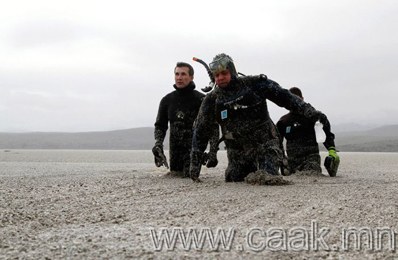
top-left (1, 0), bottom-right (397, 132)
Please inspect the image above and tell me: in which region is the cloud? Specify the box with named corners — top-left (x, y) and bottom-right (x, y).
top-left (0, 0), bottom-right (398, 131)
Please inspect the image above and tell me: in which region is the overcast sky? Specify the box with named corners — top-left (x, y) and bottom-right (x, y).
top-left (1, 0), bottom-right (397, 132)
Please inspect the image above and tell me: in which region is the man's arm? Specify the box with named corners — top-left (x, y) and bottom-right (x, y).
top-left (276, 119), bottom-right (286, 148)
top-left (154, 97), bottom-right (168, 146)
top-left (276, 118), bottom-right (289, 175)
top-left (203, 125), bottom-right (220, 168)
top-left (321, 117), bottom-right (336, 150)
top-left (153, 97), bottom-right (169, 168)
top-left (190, 94), bottom-right (217, 181)
top-left (321, 116), bottom-right (340, 177)
top-left (251, 76), bottom-right (320, 121)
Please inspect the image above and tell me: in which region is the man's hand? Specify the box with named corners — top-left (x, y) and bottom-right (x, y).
top-left (328, 147), bottom-right (340, 162)
top-left (202, 151), bottom-right (218, 168)
top-left (206, 152), bottom-right (218, 168)
top-left (152, 145), bottom-right (169, 168)
top-left (324, 147), bottom-right (340, 177)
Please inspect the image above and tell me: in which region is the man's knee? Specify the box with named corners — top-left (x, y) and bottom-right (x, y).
top-left (302, 161), bottom-right (322, 173)
top-left (225, 163), bottom-right (253, 182)
top-left (303, 154), bottom-right (322, 172)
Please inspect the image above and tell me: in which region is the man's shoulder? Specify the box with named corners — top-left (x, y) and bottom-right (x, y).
top-left (192, 89), bottom-right (206, 98)
top-left (239, 74), bottom-right (282, 92)
top-left (162, 91), bottom-right (176, 99)
top-left (239, 74), bottom-right (268, 85)
top-left (199, 90), bottom-right (217, 104)
top-left (206, 88), bottom-right (221, 98)
top-left (280, 112), bottom-right (311, 126)
top-left (278, 112), bottom-right (294, 124)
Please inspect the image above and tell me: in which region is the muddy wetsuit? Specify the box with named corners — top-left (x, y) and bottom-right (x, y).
top-left (190, 75), bottom-right (324, 182)
top-left (277, 112), bottom-right (335, 174)
top-left (154, 82), bottom-right (205, 176)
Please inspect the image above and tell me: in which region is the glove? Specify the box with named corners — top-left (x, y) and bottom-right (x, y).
top-left (152, 145), bottom-right (163, 167)
top-left (281, 156), bottom-right (290, 176)
top-left (152, 145), bottom-right (169, 168)
top-left (328, 147), bottom-right (340, 162)
top-left (324, 147), bottom-right (340, 177)
top-left (201, 152), bottom-right (209, 166)
top-left (201, 151), bottom-right (218, 168)
top-left (190, 150), bottom-right (203, 182)
top-left (206, 152), bottom-right (218, 168)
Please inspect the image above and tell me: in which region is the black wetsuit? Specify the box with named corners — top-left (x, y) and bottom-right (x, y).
top-left (277, 112), bottom-right (335, 173)
top-left (190, 75), bottom-right (322, 181)
top-left (154, 82), bottom-right (205, 176)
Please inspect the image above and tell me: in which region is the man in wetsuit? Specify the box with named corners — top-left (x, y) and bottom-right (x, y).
top-left (189, 53), bottom-right (330, 182)
top-left (153, 62), bottom-right (218, 177)
top-left (277, 87), bottom-right (339, 175)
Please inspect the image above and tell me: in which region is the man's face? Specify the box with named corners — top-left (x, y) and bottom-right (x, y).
top-left (214, 69), bottom-right (232, 88)
top-left (174, 66), bottom-right (193, 89)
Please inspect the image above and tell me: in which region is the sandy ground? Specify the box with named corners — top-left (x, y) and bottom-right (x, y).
top-left (0, 149), bottom-right (397, 259)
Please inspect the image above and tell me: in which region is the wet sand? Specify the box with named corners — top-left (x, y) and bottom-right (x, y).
top-left (0, 150), bottom-right (397, 259)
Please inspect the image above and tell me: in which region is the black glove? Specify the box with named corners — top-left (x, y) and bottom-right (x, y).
top-left (205, 152), bottom-right (218, 168)
top-left (201, 152), bottom-right (209, 166)
top-left (152, 145), bottom-right (169, 168)
top-left (201, 150), bottom-right (218, 168)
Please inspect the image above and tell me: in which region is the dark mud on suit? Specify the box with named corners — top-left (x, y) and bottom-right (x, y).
top-left (191, 75), bottom-right (321, 182)
top-left (154, 82), bottom-right (204, 176)
top-left (277, 112), bottom-right (335, 173)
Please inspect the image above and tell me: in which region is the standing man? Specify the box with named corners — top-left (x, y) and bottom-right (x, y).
top-left (153, 62), bottom-right (218, 177)
top-left (277, 87), bottom-right (339, 176)
top-left (189, 53), bottom-right (330, 183)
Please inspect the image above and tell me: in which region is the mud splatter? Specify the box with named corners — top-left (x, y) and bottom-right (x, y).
top-left (294, 170), bottom-right (326, 177)
top-left (244, 170), bottom-right (292, 185)
top-left (163, 171), bottom-right (189, 178)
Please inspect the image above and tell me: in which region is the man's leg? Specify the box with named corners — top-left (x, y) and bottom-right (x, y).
top-left (257, 139), bottom-right (283, 175)
top-left (169, 147), bottom-right (185, 177)
top-left (225, 148), bottom-right (256, 182)
top-left (301, 153), bottom-right (322, 173)
top-left (182, 151), bottom-right (191, 178)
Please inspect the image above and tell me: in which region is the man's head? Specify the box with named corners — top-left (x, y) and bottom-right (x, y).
top-left (289, 87), bottom-right (303, 100)
top-left (174, 62), bottom-right (194, 89)
top-left (209, 53), bottom-right (238, 88)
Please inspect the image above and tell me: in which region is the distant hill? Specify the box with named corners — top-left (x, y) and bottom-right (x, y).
top-left (0, 127), bottom-right (166, 150)
top-left (335, 125), bottom-right (398, 152)
top-left (331, 122), bottom-right (379, 133)
top-left (1, 125), bottom-right (398, 152)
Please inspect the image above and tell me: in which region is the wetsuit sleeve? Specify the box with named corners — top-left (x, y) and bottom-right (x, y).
top-left (192, 94), bottom-right (217, 152)
top-left (208, 125), bottom-right (220, 154)
top-left (255, 76), bottom-right (335, 149)
top-left (154, 96), bottom-right (168, 147)
top-left (276, 118), bottom-right (286, 148)
top-left (322, 117), bottom-right (336, 150)
top-left (255, 77), bottom-right (324, 122)
top-left (190, 94), bottom-right (217, 180)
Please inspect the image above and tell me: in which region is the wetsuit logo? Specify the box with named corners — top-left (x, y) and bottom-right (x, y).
top-left (176, 111), bottom-right (185, 119)
top-left (221, 110), bottom-right (228, 120)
